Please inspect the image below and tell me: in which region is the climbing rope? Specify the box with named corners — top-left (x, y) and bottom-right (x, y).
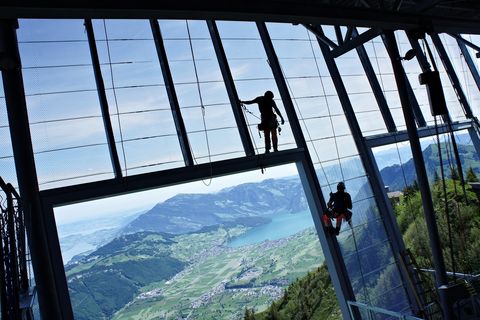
top-left (434, 117), bottom-right (458, 281)
top-left (304, 28), bottom-right (371, 303)
top-left (239, 102), bottom-right (266, 173)
top-left (186, 20), bottom-right (213, 186)
top-left (103, 19), bottom-right (129, 176)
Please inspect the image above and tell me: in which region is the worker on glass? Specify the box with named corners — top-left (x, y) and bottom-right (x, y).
top-left (240, 91), bottom-right (285, 153)
top-left (323, 182), bottom-right (353, 236)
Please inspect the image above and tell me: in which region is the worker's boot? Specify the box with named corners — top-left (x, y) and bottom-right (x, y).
top-left (335, 226), bottom-right (341, 236)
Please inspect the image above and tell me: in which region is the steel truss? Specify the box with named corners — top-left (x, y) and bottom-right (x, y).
top-left (1, 14), bottom-right (480, 320)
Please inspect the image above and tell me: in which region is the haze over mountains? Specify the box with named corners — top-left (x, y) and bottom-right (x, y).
top-left (124, 177), bottom-right (308, 234)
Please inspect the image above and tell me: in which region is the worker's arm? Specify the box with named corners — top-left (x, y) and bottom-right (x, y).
top-left (346, 193), bottom-right (352, 209)
top-left (240, 97), bottom-right (259, 105)
top-left (327, 192), bottom-right (334, 208)
top-left (272, 101), bottom-right (285, 125)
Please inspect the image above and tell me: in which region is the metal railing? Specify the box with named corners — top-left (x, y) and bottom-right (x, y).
top-left (0, 177), bottom-right (35, 320)
top-left (348, 301), bottom-right (424, 320)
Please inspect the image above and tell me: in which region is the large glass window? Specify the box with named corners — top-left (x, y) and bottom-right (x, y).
top-left (17, 19), bottom-right (114, 189)
top-left (54, 165), bottom-right (334, 319)
top-left (216, 21), bottom-right (296, 153)
top-left (158, 20), bottom-right (245, 162)
top-left (266, 22), bottom-right (411, 313)
top-left (93, 19), bottom-right (184, 175)
top-left (440, 34), bottom-right (480, 118)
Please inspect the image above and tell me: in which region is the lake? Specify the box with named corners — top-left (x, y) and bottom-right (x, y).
top-left (228, 210), bottom-right (315, 248)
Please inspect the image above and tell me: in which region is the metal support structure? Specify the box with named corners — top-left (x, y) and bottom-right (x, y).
top-left (257, 22), bottom-right (356, 320)
top-left (150, 19), bottom-right (194, 166)
top-left (303, 24), bottom-right (338, 49)
top-left (2, 2), bottom-right (480, 35)
top-left (409, 32), bottom-right (469, 189)
top-left (455, 37), bottom-right (480, 95)
top-left (207, 20), bottom-right (255, 156)
top-left (468, 126), bottom-right (480, 157)
top-left (334, 25), bottom-right (344, 45)
top-left (365, 120), bottom-right (473, 148)
top-left (406, 31), bottom-right (453, 124)
top-left (6, 191), bottom-right (20, 319)
top-left (84, 19), bottom-right (123, 178)
top-left (0, 19), bottom-right (73, 319)
top-left (383, 30), bottom-right (452, 320)
top-left (331, 28), bottom-right (381, 58)
top-left (430, 33), bottom-right (474, 119)
top-left (381, 33), bottom-right (426, 127)
top-left (449, 33), bottom-right (480, 54)
top-left (42, 149), bottom-right (304, 206)
top-left (315, 24), bottom-right (418, 314)
top-left (352, 27), bottom-right (397, 133)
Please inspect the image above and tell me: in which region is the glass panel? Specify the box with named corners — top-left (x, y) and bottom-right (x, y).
top-left (462, 34), bottom-right (480, 117)
top-left (159, 20), bottom-right (247, 161)
top-left (93, 19), bottom-right (184, 175)
top-left (265, 23), bottom-right (412, 312)
top-left (217, 21), bottom-right (296, 154)
top-left (55, 166), bottom-right (334, 319)
top-left (17, 19), bottom-right (114, 189)
top-left (439, 34), bottom-right (480, 119)
top-left (0, 74), bottom-right (18, 188)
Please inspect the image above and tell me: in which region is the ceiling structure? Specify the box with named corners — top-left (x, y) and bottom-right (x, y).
top-left (1, 2), bottom-right (480, 320)
top-left (1, 0), bottom-right (480, 34)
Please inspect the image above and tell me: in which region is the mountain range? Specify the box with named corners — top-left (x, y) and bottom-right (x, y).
top-left (380, 143), bottom-right (479, 191)
top-left (124, 177), bottom-right (308, 234)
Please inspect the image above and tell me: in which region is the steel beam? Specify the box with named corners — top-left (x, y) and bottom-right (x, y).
top-left (330, 28), bottom-right (381, 58)
top-left (84, 19), bottom-right (123, 178)
top-left (468, 126), bottom-right (480, 157)
top-left (407, 31), bottom-right (455, 129)
top-left (150, 19), bottom-right (194, 166)
top-left (381, 33), bottom-right (427, 128)
top-left (41, 149), bottom-right (305, 206)
top-left (0, 19), bottom-right (73, 319)
top-left (352, 27), bottom-right (397, 132)
top-left (334, 25), bottom-right (344, 45)
top-left (431, 33), bottom-right (474, 119)
top-left (383, 30), bottom-right (452, 320)
top-left (449, 33), bottom-right (480, 54)
top-left (2, 2), bottom-right (480, 34)
top-left (317, 25), bottom-right (417, 313)
top-left (303, 24), bottom-right (338, 49)
top-left (365, 120), bottom-right (473, 148)
top-left (257, 22), bottom-right (356, 320)
top-left (207, 20), bottom-right (255, 156)
top-left (455, 36), bottom-right (480, 95)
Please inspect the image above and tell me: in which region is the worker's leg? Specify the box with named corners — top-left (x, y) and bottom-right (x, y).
top-left (335, 213), bottom-right (345, 235)
top-left (322, 214), bottom-right (335, 234)
top-left (272, 128), bottom-right (278, 151)
top-left (264, 128), bottom-right (271, 153)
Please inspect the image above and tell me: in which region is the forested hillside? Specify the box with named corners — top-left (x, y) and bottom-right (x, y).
top-left (245, 264), bottom-right (341, 320)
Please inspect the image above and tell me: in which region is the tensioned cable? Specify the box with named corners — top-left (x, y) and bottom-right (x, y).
top-left (303, 29), bottom-right (371, 303)
top-left (103, 19), bottom-right (129, 176)
top-left (306, 31), bottom-right (345, 193)
top-left (186, 20), bottom-right (212, 186)
top-left (22, 61), bottom-right (151, 70)
top-left (434, 116), bottom-right (457, 282)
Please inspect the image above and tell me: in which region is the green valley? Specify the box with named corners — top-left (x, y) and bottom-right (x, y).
top-left (66, 223), bottom-right (324, 319)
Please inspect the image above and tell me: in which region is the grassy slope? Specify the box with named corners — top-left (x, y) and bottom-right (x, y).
top-left (253, 264), bottom-right (341, 320)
